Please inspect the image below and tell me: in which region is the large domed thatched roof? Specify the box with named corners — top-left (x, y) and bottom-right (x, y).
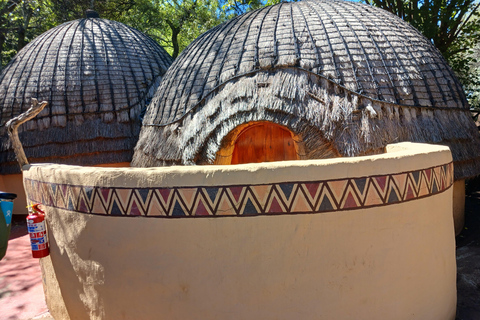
top-left (133, 0), bottom-right (480, 180)
top-left (0, 14), bottom-right (173, 174)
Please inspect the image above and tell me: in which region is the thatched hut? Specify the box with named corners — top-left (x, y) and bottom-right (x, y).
top-left (132, 0), bottom-right (480, 233)
top-left (133, 0), bottom-right (479, 172)
top-left (0, 10), bottom-right (173, 212)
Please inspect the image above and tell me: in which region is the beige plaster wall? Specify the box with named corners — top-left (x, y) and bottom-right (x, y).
top-left (23, 142), bottom-right (457, 320)
top-left (44, 196), bottom-right (455, 320)
top-left (453, 180), bottom-right (466, 235)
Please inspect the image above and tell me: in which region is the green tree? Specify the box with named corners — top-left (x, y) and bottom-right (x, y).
top-left (463, 40), bottom-right (480, 109)
top-left (221, 0), bottom-right (264, 17)
top-left (0, 0), bottom-right (23, 65)
top-left (118, 0), bottom-right (226, 58)
top-left (0, 0), bottom-right (55, 66)
top-left (49, 0), bottom-right (140, 23)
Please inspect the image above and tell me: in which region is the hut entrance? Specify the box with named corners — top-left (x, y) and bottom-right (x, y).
top-left (215, 122), bottom-right (303, 165)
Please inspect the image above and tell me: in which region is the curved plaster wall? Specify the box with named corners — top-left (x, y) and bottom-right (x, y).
top-left (22, 142), bottom-right (456, 320)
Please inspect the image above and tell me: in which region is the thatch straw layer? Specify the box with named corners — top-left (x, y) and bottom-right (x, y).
top-left (133, 0), bottom-right (480, 180)
top-left (133, 68), bottom-right (480, 180)
top-left (0, 16), bottom-right (173, 174)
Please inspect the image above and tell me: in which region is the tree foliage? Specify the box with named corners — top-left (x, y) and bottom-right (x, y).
top-left (220, 0), bottom-right (264, 17)
top-left (0, 0), bottom-right (55, 66)
top-left (134, 0), bottom-right (226, 58)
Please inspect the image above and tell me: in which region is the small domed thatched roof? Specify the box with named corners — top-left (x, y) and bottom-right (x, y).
top-left (133, 0), bottom-right (480, 180)
top-left (0, 14), bottom-right (173, 174)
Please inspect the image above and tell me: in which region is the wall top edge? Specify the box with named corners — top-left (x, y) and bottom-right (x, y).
top-left (22, 142), bottom-right (452, 188)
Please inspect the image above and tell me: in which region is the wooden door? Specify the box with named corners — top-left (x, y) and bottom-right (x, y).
top-left (230, 122), bottom-right (299, 165)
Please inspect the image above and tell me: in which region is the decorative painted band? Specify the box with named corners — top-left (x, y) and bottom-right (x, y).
top-left (24, 162), bottom-right (453, 218)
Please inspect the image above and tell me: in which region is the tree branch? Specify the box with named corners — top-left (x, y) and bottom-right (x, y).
top-left (453, 1), bottom-right (480, 39)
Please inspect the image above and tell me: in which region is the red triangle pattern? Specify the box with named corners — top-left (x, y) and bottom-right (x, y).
top-left (268, 197), bottom-right (283, 213)
top-left (342, 190), bottom-right (359, 209)
top-left (157, 189), bottom-right (171, 203)
top-left (129, 199), bottom-right (142, 216)
top-left (78, 197), bottom-right (88, 213)
top-left (194, 199), bottom-right (210, 216)
top-left (304, 183), bottom-right (320, 199)
top-left (229, 186), bottom-right (244, 203)
top-left (374, 176), bottom-right (388, 193)
top-left (404, 183), bottom-right (416, 200)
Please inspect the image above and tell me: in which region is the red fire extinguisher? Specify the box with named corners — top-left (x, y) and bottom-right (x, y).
top-left (26, 203), bottom-right (49, 258)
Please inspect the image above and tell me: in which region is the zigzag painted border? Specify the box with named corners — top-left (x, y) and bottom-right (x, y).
top-left (24, 162), bottom-right (454, 218)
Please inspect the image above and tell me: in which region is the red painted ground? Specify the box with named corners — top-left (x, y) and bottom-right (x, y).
top-left (0, 217), bottom-right (49, 320)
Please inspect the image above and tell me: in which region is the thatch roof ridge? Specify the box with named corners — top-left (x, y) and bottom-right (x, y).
top-left (143, 0), bottom-right (466, 128)
top-left (0, 16), bottom-right (173, 174)
top-left (146, 66), bottom-right (468, 129)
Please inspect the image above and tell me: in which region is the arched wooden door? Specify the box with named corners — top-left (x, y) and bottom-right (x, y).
top-left (215, 122), bottom-right (302, 165)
